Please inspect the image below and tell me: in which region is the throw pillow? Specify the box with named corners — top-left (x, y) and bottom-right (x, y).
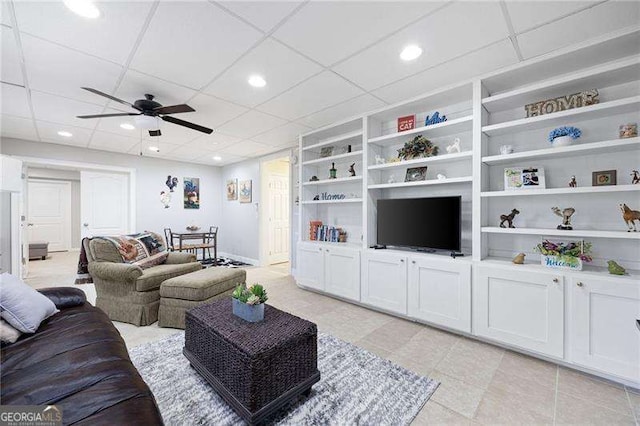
top-left (0, 319), bottom-right (21, 344)
top-left (134, 251), bottom-right (169, 269)
top-left (0, 273), bottom-right (59, 333)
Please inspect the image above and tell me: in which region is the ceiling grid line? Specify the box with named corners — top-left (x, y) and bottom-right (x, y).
top-left (499, 1), bottom-right (524, 61)
top-left (514, 0), bottom-right (610, 35)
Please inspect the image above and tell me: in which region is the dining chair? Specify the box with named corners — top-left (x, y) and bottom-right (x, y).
top-left (208, 226), bottom-right (218, 264)
top-left (163, 228), bottom-right (174, 251)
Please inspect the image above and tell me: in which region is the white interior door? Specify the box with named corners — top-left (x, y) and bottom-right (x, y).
top-left (81, 171), bottom-right (129, 238)
top-left (27, 179), bottom-right (71, 252)
top-left (267, 172), bottom-right (290, 264)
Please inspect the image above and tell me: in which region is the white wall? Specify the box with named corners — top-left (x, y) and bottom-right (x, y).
top-left (0, 138), bottom-right (223, 239)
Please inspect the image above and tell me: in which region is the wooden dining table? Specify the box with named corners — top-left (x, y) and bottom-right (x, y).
top-left (171, 231), bottom-right (217, 265)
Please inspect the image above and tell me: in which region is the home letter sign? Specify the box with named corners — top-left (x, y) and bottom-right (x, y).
top-left (397, 115), bottom-right (415, 132)
top-left (524, 89), bottom-right (599, 117)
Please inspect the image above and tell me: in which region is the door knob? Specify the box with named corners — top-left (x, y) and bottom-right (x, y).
top-left (27, 223), bottom-right (33, 226)
top-left (576, 281), bottom-right (583, 287)
top-left (83, 223), bottom-right (89, 227)
top-left (553, 278), bottom-right (559, 283)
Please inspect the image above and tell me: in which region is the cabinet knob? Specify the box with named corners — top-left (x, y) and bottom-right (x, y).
top-left (326, 249), bottom-right (329, 253)
top-left (400, 259), bottom-right (404, 263)
top-left (552, 278), bottom-right (559, 283)
top-left (319, 248), bottom-right (322, 251)
top-left (576, 281), bottom-right (583, 287)
top-left (412, 260), bottom-right (416, 264)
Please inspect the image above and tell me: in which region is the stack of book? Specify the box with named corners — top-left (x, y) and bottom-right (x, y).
top-left (309, 221), bottom-right (322, 240)
top-left (315, 225), bottom-right (345, 243)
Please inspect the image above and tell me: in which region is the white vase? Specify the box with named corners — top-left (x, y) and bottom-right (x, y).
top-left (552, 135), bottom-right (574, 147)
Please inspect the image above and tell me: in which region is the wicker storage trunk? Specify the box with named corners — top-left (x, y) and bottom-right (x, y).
top-left (183, 298), bottom-right (320, 425)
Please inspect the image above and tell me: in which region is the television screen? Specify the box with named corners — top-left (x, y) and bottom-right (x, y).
top-left (377, 196), bottom-right (461, 251)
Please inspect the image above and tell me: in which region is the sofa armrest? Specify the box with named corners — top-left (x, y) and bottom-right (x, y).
top-left (165, 251), bottom-right (197, 264)
top-left (38, 287), bottom-right (86, 309)
top-left (88, 262), bottom-right (143, 282)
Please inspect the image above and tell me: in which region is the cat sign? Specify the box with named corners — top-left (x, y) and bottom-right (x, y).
top-left (397, 115), bottom-right (415, 132)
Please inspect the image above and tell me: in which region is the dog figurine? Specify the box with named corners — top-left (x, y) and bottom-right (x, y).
top-left (446, 138), bottom-right (461, 154)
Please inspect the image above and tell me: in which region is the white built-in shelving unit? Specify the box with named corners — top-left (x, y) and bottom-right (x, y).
top-left (296, 28), bottom-right (640, 386)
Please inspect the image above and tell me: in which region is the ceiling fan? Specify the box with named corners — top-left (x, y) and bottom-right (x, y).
top-left (76, 87), bottom-right (213, 136)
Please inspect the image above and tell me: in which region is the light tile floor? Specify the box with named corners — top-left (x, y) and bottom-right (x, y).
top-left (26, 252), bottom-right (640, 425)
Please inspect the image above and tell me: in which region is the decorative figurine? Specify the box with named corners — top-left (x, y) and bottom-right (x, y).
top-left (160, 191), bottom-right (171, 208)
top-left (375, 155), bottom-right (386, 165)
top-left (512, 253), bottom-right (526, 264)
top-left (552, 207), bottom-right (576, 230)
top-left (436, 174), bottom-right (447, 180)
top-left (631, 170), bottom-right (640, 184)
top-left (619, 123), bottom-right (638, 139)
top-left (165, 175), bottom-right (178, 192)
top-left (446, 138), bottom-right (461, 154)
top-left (500, 145), bottom-right (514, 155)
top-left (424, 111), bottom-right (447, 126)
top-left (607, 260), bottom-right (627, 275)
top-left (348, 163), bottom-right (356, 177)
top-left (310, 175), bottom-right (319, 181)
top-left (620, 203), bottom-right (640, 232)
top-left (329, 162), bottom-right (337, 179)
top-left (569, 176), bottom-right (577, 187)
top-left (388, 157), bottom-right (401, 163)
top-left (313, 195), bottom-right (320, 201)
top-left (499, 209), bottom-right (520, 228)
top-left (387, 174), bottom-right (396, 184)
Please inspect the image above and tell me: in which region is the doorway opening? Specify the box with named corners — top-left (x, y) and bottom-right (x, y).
top-left (260, 156), bottom-right (291, 268)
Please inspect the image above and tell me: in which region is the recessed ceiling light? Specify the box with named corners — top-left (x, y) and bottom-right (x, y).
top-left (57, 131), bottom-right (73, 137)
top-left (120, 123), bottom-right (135, 130)
top-left (213, 156), bottom-right (222, 161)
top-left (63, 0), bottom-right (100, 19)
top-left (148, 146), bottom-right (159, 152)
top-left (248, 75), bottom-right (266, 88)
top-left (400, 45), bottom-right (422, 61)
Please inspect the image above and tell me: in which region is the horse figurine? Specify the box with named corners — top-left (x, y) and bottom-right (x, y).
top-left (631, 170), bottom-right (640, 185)
top-left (620, 203), bottom-right (640, 232)
top-left (499, 209), bottom-right (520, 228)
top-left (568, 176), bottom-right (577, 187)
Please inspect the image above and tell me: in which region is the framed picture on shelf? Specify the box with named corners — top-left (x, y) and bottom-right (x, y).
top-left (405, 166), bottom-right (428, 182)
top-left (592, 170), bottom-right (617, 186)
top-left (504, 167), bottom-right (546, 190)
top-left (319, 146), bottom-right (334, 158)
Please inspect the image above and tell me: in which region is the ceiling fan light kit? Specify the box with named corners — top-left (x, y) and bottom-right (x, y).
top-left (77, 88), bottom-right (213, 137)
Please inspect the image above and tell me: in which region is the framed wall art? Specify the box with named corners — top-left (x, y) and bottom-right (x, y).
top-left (183, 177), bottom-right (200, 209)
top-left (239, 180), bottom-right (252, 203)
top-left (226, 179), bottom-right (237, 200)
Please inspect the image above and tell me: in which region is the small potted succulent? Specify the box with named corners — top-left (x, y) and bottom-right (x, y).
top-left (548, 126), bottom-right (581, 147)
top-left (535, 239), bottom-right (592, 271)
top-left (232, 283), bottom-right (268, 322)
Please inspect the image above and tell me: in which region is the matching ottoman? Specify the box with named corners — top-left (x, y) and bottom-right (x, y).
top-left (158, 267), bottom-right (246, 329)
top-left (29, 241), bottom-right (49, 260)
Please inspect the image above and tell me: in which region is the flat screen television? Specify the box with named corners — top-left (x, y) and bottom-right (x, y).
top-left (377, 196), bottom-right (461, 252)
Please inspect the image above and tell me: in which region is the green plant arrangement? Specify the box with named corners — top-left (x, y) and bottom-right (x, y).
top-left (232, 283), bottom-right (268, 305)
top-left (535, 239), bottom-right (592, 270)
top-left (397, 135), bottom-right (438, 160)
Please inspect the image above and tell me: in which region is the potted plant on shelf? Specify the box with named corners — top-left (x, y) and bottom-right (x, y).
top-left (232, 283), bottom-right (268, 322)
top-left (535, 239), bottom-right (592, 271)
top-left (397, 135), bottom-right (438, 160)
top-left (548, 126), bottom-right (581, 147)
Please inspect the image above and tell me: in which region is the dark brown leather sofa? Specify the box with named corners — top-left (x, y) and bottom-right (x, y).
top-left (0, 287), bottom-right (163, 425)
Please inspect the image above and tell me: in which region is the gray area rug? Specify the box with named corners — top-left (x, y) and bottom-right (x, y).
top-left (130, 332), bottom-right (438, 425)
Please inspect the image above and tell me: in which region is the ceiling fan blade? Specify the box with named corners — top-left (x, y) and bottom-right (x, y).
top-left (154, 104), bottom-right (195, 115)
top-left (77, 112), bottom-right (141, 119)
top-left (161, 115), bottom-right (213, 134)
top-left (81, 87), bottom-right (141, 110)
top-left (149, 129), bottom-right (161, 137)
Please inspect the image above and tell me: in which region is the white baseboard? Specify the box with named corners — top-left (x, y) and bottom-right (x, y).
top-left (218, 252), bottom-right (259, 266)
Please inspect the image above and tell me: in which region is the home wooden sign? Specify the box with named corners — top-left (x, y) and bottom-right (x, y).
top-left (524, 89), bottom-right (599, 117)
top-left (397, 115), bottom-right (415, 132)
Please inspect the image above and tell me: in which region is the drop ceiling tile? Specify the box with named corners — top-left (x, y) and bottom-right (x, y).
top-left (1, 27), bottom-right (23, 86)
top-left (187, 132), bottom-right (240, 151)
top-left (130, 2), bottom-right (263, 89)
top-left (125, 137), bottom-right (182, 157)
top-left (217, 110), bottom-right (287, 139)
top-left (273, 1), bottom-right (449, 66)
top-left (204, 38), bottom-right (322, 107)
top-left (209, 153), bottom-right (247, 166)
top-left (332, 1), bottom-right (509, 91)
top-left (1, 2), bottom-right (12, 26)
top-left (14, 1), bottom-right (152, 65)
top-left (372, 39), bottom-right (518, 104)
top-left (89, 130), bottom-right (139, 153)
top-left (296, 94), bottom-right (386, 129)
top-left (218, 1), bottom-right (303, 32)
top-left (219, 139), bottom-right (271, 157)
top-left (21, 34), bottom-right (123, 105)
top-left (0, 114), bottom-right (38, 141)
top-left (115, 70), bottom-right (197, 107)
top-left (32, 91), bottom-right (107, 129)
top-left (506, 1), bottom-right (599, 34)
top-left (1, 85), bottom-right (31, 118)
top-left (256, 71), bottom-right (364, 120)
top-left (186, 94), bottom-right (249, 128)
top-left (94, 117), bottom-right (141, 139)
top-left (144, 121), bottom-right (203, 145)
top-left (36, 120), bottom-right (92, 147)
top-left (517, 1), bottom-right (640, 59)
top-left (251, 122), bottom-right (310, 147)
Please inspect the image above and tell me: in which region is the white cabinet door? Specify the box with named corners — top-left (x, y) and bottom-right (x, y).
top-left (408, 257), bottom-right (471, 332)
top-left (570, 276), bottom-right (640, 382)
top-left (324, 246), bottom-right (360, 301)
top-left (361, 251), bottom-right (407, 314)
top-left (296, 243), bottom-right (324, 290)
top-left (474, 266), bottom-right (564, 358)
